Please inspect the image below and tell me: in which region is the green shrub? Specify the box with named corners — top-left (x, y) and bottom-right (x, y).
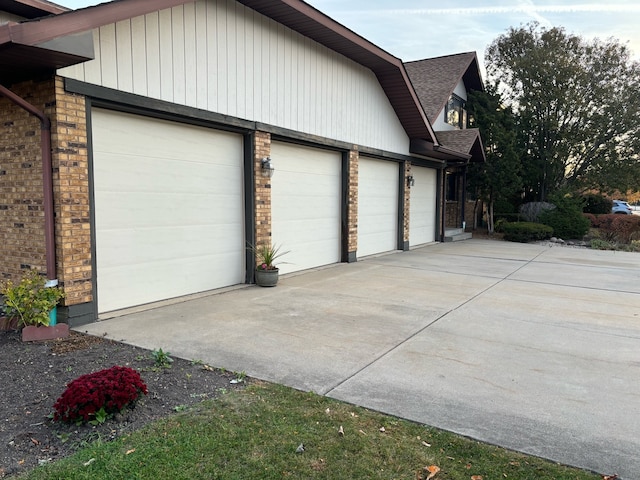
top-left (539, 194), bottom-right (590, 239)
top-left (589, 238), bottom-right (614, 250)
top-left (582, 194), bottom-right (612, 214)
top-left (0, 270), bottom-right (64, 327)
top-left (502, 222), bottom-right (553, 243)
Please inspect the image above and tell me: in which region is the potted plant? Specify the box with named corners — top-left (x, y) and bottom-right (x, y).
top-left (250, 242), bottom-right (290, 287)
top-left (0, 269), bottom-right (67, 341)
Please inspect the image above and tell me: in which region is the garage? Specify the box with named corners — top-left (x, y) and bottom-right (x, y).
top-left (91, 108), bottom-right (245, 313)
top-left (270, 141), bottom-right (342, 274)
top-left (409, 166), bottom-right (438, 245)
top-left (357, 157), bottom-right (399, 257)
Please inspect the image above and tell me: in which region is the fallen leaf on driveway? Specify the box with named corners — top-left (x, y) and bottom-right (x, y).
top-left (602, 475), bottom-right (618, 480)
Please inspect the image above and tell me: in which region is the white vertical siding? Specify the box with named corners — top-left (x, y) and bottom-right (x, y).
top-left (432, 79), bottom-right (468, 131)
top-left (58, 0), bottom-right (410, 154)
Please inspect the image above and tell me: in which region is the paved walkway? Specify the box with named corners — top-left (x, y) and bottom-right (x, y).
top-left (81, 240), bottom-right (640, 478)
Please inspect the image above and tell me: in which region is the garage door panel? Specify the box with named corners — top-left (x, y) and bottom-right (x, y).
top-left (97, 225), bottom-right (242, 266)
top-left (93, 108), bottom-right (244, 313)
top-left (410, 166), bottom-right (437, 246)
top-left (271, 142), bottom-right (341, 274)
top-left (95, 191), bottom-right (240, 229)
top-left (358, 158), bottom-right (399, 257)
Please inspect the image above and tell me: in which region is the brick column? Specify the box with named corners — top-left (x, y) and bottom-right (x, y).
top-left (403, 161), bottom-right (411, 249)
top-left (346, 148), bottom-right (358, 261)
top-left (51, 76), bottom-right (92, 306)
top-left (253, 131), bottom-right (272, 267)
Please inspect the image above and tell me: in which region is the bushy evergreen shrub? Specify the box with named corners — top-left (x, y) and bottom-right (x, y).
top-left (502, 222), bottom-right (553, 242)
top-left (582, 194), bottom-right (612, 214)
top-left (539, 194), bottom-right (590, 239)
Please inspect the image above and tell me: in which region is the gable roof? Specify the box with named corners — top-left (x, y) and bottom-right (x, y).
top-left (0, 0), bottom-right (438, 144)
top-left (404, 52), bottom-right (483, 124)
top-left (435, 129), bottom-right (485, 163)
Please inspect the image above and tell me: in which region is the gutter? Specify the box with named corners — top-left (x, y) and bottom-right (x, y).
top-left (0, 84), bottom-right (57, 286)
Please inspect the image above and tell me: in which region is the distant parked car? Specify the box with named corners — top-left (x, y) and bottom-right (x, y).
top-left (612, 200), bottom-right (633, 214)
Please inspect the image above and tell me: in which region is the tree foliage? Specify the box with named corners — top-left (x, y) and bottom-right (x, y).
top-left (486, 23), bottom-right (640, 199)
top-left (467, 86), bottom-right (523, 232)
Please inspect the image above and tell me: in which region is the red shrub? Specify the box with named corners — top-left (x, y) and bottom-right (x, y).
top-left (592, 214), bottom-right (640, 243)
top-left (610, 215), bottom-right (640, 243)
top-left (53, 366), bottom-right (147, 423)
top-left (583, 213), bottom-right (597, 227)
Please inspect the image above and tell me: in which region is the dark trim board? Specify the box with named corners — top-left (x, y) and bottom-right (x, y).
top-left (65, 78), bottom-right (445, 168)
top-left (58, 302), bottom-right (95, 328)
top-left (340, 151), bottom-right (350, 263)
top-left (85, 96), bottom-right (99, 325)
top-left (65, 78), bottom-right (255, 134)
top-left (243, 133), bottom-right (256, 284)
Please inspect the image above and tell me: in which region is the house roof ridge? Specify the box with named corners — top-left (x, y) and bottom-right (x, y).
top-left (1, 0), bottom-right (437, 144)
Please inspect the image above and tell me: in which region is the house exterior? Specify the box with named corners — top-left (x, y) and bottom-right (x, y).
top-left (405, 53), bottom-right (486, 235)
top-left (0, 0), bottom-right (479, 325)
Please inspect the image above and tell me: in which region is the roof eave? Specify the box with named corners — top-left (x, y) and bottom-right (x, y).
top-left (3, 0), bottom-right (436, 143)
top-left (0, 0), bottom-right (67, 18)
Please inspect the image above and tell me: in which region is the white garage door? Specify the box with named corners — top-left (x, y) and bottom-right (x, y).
top-left (92, 108), bottom-right (245, 313)
top-left (409, 166), bottom-right (437, 245)
top-left (358, 157), bottom-right (399, 257)
top-left (271, 142), bottom-right (341, 274)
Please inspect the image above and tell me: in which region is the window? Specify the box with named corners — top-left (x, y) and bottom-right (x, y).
top-left (446, 172), bottom-right (459, 201)
top-left (445, 94), bottom-right (467, 129)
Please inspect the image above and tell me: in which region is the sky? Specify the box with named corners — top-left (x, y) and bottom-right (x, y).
top-left (57, 0), bottom-right (640, 70)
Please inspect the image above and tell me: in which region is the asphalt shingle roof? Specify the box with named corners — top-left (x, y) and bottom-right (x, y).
top-left (405, 52), bottom-right (482, 124)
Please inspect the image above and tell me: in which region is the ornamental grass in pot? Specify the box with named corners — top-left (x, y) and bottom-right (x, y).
top-left (250, 242), bottom-right (290, 287)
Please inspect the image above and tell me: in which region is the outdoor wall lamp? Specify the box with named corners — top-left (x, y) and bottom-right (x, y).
top-left (261, 157), bottom-right (274, 178)
top-left (406, 175), bottom-right (415, 188)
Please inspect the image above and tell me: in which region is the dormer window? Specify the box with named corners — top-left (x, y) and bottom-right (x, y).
top-left (445, 94), bottom-right (467, 129)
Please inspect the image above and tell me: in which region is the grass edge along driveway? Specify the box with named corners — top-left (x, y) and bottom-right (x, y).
top-left (21, 381), bottom-right (603, 480)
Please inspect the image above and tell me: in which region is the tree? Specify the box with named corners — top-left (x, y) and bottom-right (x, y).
top-left (467, 86), bottom-right (523, 233)
top-left (486, 23), bottom-right (640, 200)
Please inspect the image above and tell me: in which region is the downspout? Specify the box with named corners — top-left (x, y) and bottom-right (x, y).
top-left (0, 84), bottom-right (57, 287)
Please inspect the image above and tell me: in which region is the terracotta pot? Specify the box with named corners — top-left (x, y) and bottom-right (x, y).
top-left (21, 324), bottom-right (70, 342)
top-left (255, 268), bottom-right (279, 287)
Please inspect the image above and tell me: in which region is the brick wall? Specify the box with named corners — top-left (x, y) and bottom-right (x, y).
top-left (0, 76), bottom-right (92, 308)
top-left (0, 79), bottom-right (52, 281)
top-left (347, 149), bottom-right (358, 258)
top-left (253, 131), bottom-right (272, 266)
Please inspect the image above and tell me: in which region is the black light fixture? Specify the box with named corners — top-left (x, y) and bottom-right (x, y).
top-left (406, 174), bottom-right (415, 188)
top-left (261, 157), bottom-right (274, 178)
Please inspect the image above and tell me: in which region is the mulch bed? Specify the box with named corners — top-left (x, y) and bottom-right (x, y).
top-left (0, 330), bottom-right (245, 478)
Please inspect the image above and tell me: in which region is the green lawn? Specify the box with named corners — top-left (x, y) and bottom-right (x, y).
top-left (21, 382), bottom-right (600, 480)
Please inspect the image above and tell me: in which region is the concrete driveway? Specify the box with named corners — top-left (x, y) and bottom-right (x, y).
top-left (81, 239), bottom-right (640, 478)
